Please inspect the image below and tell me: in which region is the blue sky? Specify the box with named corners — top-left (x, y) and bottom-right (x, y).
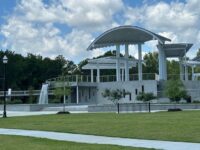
top-left (0, 0), bottom-right (199, 63)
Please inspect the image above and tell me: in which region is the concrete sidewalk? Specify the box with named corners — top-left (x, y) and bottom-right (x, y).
top-left (0, 128), bottom-right (199, 150)
top-left (0, 111), bottom-right (57, 117)
top-left (0, 111), bottom-right (88, 117)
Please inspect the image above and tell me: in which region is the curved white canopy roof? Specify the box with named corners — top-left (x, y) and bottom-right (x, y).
top-left (182, 60), bottom-right (200, 67)
top-left (161, 43), bottom-right (193, 57)
top-left (192, 56), bottom-right (200, 61)
top-left (82, 56), bottom-right (137, 70)
top-left (87, 26), bottom-right (171, 50)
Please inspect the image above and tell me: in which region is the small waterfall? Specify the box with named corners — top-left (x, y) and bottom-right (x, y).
top-left (38, 84), bottom-right (49, 104)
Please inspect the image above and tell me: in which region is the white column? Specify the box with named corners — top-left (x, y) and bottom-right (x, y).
top-left (185, 65), bottom-right (188, 81)
top-left (125, 44), bottom-right (129, 81)
top-left (192, 66), bottom-right (194, 81)
top-left (76, 85), bottom-right (79, 104)
top-left (116, 44), bottom-right (121, 82)
top-left (163, 51), bottom-right (167, 80)
top-left (122, 68), bottom-right (125, 81)
top-left (97, 68), bottom-right (100, 82)
top-left (158, 44), bottom-right (164, 80)
top-left (91, 69), bottom-right (94, 83)
top-left (138, 43), bottom-right (142, 81)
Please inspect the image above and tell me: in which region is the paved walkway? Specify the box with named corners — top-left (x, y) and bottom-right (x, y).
top-left (0, 128), bottom-right (199, 150)
top-left (0, 111), bottom-right (88, 117)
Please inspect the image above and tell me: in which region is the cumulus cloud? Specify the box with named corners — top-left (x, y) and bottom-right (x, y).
top-left (0, 16), bottom-right (95, 62)
top-left (1, 0), bottom-right (200, 63)
top-left (0, 0), bottom-right (123, 63)
top-left (16, 0), bottom-right (123, 31)
top-left (124, 0), bottom-right (200, 58)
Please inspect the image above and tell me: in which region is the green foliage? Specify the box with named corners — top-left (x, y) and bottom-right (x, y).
top-left (0, 50), bottom-right (67, 90)
top-left (196, 48), bottom-right (200, 57)
top-left (7, 99), bottom-right (23, 104)
top-left (53, 76), bottom-right (71, 107)
top-left (136, 92), bottom-right (156, 102)
top-left (102, 89), bottom-right (123, 104)
top-left (165, 80), bottom-right (187, 102)
top-left (28, 86), bottom-right (35, 103)
top-left (143, 52), bottom-right (158, 74)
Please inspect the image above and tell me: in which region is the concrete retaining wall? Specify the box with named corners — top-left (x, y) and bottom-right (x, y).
top-left (88, 103), bottom-right (200, 112)
top-left (1, 103), bottom-right (200, 112)
top-left (0, 104), bottom-right (74, 111)
top-left (96, 80), bottom-right (157, 104)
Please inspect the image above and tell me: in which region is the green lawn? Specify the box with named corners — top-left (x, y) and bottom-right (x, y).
top-left (0, 111), bottom-right (199, 143)
top-left (0, 135), bottom-right (151, 150)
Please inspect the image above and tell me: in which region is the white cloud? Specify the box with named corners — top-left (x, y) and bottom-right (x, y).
top-left (1, 0), bottom-right (200, 64)
top-left (60, 0), bottom-right (123, 30)
top-left (16, 0), bottom-right (123, 32)
top-left (0, 0), bottom-right (124, 63)
top-left (129, 45), bottom-right (147, 59)
top-left (0, 16), bottom-right (94, 63)
top-left (124, 0), bottom-right (200, 58)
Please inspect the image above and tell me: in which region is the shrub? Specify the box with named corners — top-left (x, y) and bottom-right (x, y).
top-left (57, 111), bottom-right (70, 114)
top-left (8, 99), bottom-right (23, 104)
top-left (165, 80), bottom-right (187, 103)
top-left (168, 108), bottom-right (182, 112)
top-left (136, 92), bottom-right (156, 102)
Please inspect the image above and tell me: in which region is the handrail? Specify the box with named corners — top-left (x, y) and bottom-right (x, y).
top-left (0, 90), bottom-right (54, 97)
top-left (46, 73), bottom-right (157, 83)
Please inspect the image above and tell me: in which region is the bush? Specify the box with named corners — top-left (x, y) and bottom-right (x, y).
top-left (57, 111), bottom-right (70, 114)
top-left (184, 95), bottom-right (191, 103)
top-left (136, 92), bottom-right (156, 102)
top-left (49, 99), bottom-right (61, 104)
top-left (8, 99), bottom-right (23, 104)
top-left (165, 80), bottom-right (187, 103)
top-left (168, 108), bottom-right (182, 112)
top-left (193, 100), bottom-right (200, 103)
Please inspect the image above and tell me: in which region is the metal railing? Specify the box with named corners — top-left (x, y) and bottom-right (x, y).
top-left (0, 90), bottom-right (54, 97)
top-left (46, 73), bottom-right (157, 83)
top-left (167, 74), bottom-right (193, 80)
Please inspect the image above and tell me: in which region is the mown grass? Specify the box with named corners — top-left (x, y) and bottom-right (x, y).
top-left (0, 111), bottom-right (199, 143)
top-left (0, 135), bottom-right (152, 150)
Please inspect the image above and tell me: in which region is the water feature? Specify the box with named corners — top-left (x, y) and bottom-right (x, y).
top-left (38, 84), bottom-right (49, 104)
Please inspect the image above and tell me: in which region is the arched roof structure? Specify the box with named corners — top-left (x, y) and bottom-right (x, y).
top-left (87, 26), bottom-right (171, 50)
top-left (82, 56), bottom-right (137, 70)
top-left (160, 43), bottom-right (193, 57)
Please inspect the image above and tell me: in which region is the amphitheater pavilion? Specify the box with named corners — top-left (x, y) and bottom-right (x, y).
top-left (46, 26), bottom-right (199, 105)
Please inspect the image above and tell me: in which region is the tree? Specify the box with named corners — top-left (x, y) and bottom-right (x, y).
top-left (196, 48), bottom-right (200, 57)
top-left (165, 80), bottom-right (186, 103)
top-left (136, 92), bottom-right (156, 102)
top-left (143, 52), bottom-right (158, 74)
top-left (62, 60), bottom-right (77, 75)
top-left (28, 86), bottom-right (35, 103)
top-left (136, 92), bottom-right (156, 113)
top-left (53, 77), bottom-right (71, 112)
top-left (102, 89), bottom-right (124, 114)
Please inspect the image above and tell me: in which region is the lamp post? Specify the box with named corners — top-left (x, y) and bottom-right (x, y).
top-left (3, 55), bottom-right (8, 118)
